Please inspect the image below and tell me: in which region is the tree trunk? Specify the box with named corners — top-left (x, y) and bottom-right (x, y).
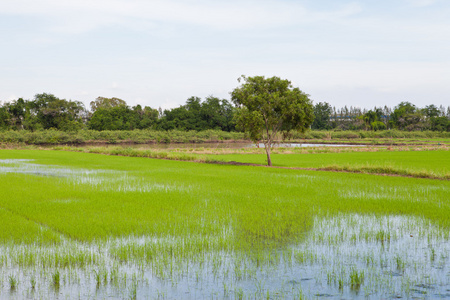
top-left (265, 144), bottom-right (272, 166)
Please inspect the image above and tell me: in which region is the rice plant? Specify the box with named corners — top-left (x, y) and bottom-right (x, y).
top-left (9, 275), bottom-right (18, 291)
top-left (0, 149), bottom-right (448, 298)
top-left (52, 270), bottom-right (60, 289)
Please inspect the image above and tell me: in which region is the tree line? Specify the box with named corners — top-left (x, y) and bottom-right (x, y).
top-left (1, 93), bottom-right (449, 132)
top-left (312, 101), bottom-right (450, 132)
top-left (0, 94), bottom-right (235, 132)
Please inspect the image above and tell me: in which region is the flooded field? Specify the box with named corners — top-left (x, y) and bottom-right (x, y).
top-left (0, 153), bottom-right (449, 299)
top-left (1, 214), bottom-right (449, 298)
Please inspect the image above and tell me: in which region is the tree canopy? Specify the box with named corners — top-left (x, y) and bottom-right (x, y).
top-left (90, 97), bottom-right (127, 112)
top-left (160, 96), bottom-right (235, 131)
top-left (311, 102), bottom-right (332, 130)
top-left (231, 75), bottom-right (314, 166)
top-left (0, 92), bottom-right (449, 133)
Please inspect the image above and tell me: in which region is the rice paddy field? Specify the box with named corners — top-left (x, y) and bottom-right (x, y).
top-left (204, 150), bottom-right (450, 179)
top-left (0, 147), bottom-right (449, 299)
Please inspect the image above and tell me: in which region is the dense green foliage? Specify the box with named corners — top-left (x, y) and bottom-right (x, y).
top-left (0, 129), bottom-right (244, 145)
top-left (231, 75), bottom-right (314, 165)
top-left (311, 102), bottom-right (333, 130)
top-left (1, 94), bottom-right (235, 132)
top-left (315, 101), bottom-right (450, 131)
top-left (1, 94), bottom-right (85, 131)
top-left (160, 96), bottom-right (235, 131)
top-left (88, 105), bottom-right (159, 131)
top-left (1, 92), bottom-right (449, 133)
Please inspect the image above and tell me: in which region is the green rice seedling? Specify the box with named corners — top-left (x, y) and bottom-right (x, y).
top-left (0, 149), bottom-right (449, 298)
top-left (201, 149), bottom-right (450, 179)
top-left (103, 270), bottom-right (108, 285)
top-left (30, 276), bottom-right (36, 289)
top-left (350, 268), bottom-right (364, 290)
top-left (129, 279), bottom-right (138, 300)
top-left (94, 270), bottom-right (101, 288)
top-left (294, 251), bottom-right (307, 264)
top-left (395, 255), bottom-right (405, 273)
top-left (327, 272), bottom-right (333, 285)
top-left (294, 288), bottom-right (306, 300)
top-left (223, 282), bottom-right (229, 296)
top-left (9, 275), bottom-right (18, 290)
top-left (430, 248), bottom-right (436, 262)
top-left (52, 270), bottom-right (60, 289)
top-left (366, 255), bottom-right (374, 266)
top-left (338, 276), bottom-right (344, 291)
top-left (254, 279), bottom-right (264, 293)
top-left (376, 230), bottom-right (391, 244)
top-left (235, 287), bottom-right (244, 300)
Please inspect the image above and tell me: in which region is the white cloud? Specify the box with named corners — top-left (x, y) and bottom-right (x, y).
top-left (0, 0), bottom-right (362, 34)
top-left (1, 1), bottom-right (449, 109)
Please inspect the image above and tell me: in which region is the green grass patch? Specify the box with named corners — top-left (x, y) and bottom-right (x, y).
top-left (0, 207), bottom-right (61, 244)
top-left (203, 150), bottom-right (450, 179)
top-left (0, 150), bottom-right (449, 247)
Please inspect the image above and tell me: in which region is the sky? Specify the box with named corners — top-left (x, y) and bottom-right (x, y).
top-left (1, 0), bottom-right (449, 110)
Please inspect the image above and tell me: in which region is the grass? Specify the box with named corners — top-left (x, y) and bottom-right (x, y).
top-left (0, 149), bottom-right (449, 298)
top-left (203, 149), bottom-right (450, 179)
top-left (0, 208), bottom-right (61, 244)
top-left (0, 149), bottom-right (449, 242)
top-left (41, 142), bottom-right (449, 180)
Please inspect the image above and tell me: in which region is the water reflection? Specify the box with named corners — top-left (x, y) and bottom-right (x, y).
top-left (0, 159), bottom-right (191, 193)
top-left (0, 213), bottom-right (448, 299)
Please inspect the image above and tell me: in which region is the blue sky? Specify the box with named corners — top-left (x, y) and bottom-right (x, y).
top-left (1, 0), bottom-right (449, 110)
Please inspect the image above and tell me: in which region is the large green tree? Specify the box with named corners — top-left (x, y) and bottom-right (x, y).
top-left (132, 105), bottom-right (159, 129)
top-left (4, 98), bottom-right (27, 129)
top-left (0, 106), bottom-right (9, 129)
top-left (29, 93), bottom-right (85, 131)
top-left (200, 96), bottom-right (235, 131)
top-left (311, 102), bottom-right (332, 130)
top-left (159, 96), bottom-right (235, 131)
top-left (90, 97), bottom-right (127, 112)
top-left (390, 101), bottom-right (424, 131)
top-left (362, 108), bottom-right (386, 131)
top-left (88, 106), bottom-right (137, 131)
top-left (231, 75), bottom-right (314, 166)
